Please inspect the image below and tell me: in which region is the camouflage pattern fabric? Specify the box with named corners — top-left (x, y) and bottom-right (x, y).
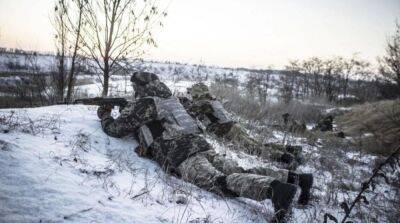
top-left (288, 120), bottom-right (307, 134)
top-left (263, 143), bottom-right (304, 162)
top-left (98, 98), bottom-right (158, 138)
top-left (130, 71), bottom-right (172, 99)
top-left (97, 73), bottom-right (298, 210)
top-left (154, 97), bottom-right (201, 139)
top-left (178, 150), bottom-right (289, 200)
top-left (226, 173), bottom-right (275, 201)
top-left (189, 83), bottom-right (214, 100)
top-left (178, 151), bottom-right (226, 194)
top-left (130, 71), bottom-right (159, 85)
top-left (134, 82), bottom-right (172, 99)
top-left (315, 115), bottom-right (333, 132)
top-left (185, 83), bottom-right (300, 167)
top-left (221, 123), bottom-right (289, 162)
top-left (150, 134), bottom-right (211, 172)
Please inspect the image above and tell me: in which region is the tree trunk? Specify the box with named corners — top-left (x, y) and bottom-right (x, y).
top-left (59, 56), bottom-right (65, 101)
top-left (65, 2), bottom-right (83, 103)
top-left (102, 68), bottom-right (110, 97)
top-left (56, 52), bottom-right (65, 102)
top-left (66, 57), bottom-right (77, 102)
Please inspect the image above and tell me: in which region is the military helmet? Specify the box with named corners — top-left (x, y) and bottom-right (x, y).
top-left (130, 71), bottom-right (172, 99)
top-left (130, 71), bottom-right (159, 85)
top-left (190, 83), bottom-right (210, 99)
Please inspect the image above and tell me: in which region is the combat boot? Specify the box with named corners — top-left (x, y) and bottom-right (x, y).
top-left (278, 152), bottom-right (294, 164)
top-left (298, 173), bottom-right (313, 205)
top-left (287, 172), bottom-right (313, 205)
top-left (215, 175), bottom-right (237, 197)
top-left (285, 145), bottom-right (304, 164)
top-left (269, 180), bottom-right (298, 222)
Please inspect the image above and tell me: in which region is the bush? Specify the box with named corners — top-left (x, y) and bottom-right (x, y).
top-left (337, 99), bottom-right (400, 155)
top-left (209, 81), bottom-right (326, 125)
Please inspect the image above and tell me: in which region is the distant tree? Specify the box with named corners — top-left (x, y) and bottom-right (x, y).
top-left (340, 56), bottom-right (357, 97)
top-left (64, 0), bottom-right (85, 103)
top-left (379, 22), bottom-right (400, 94)
top-left (53, 0), bottom-right (68, 102)
top-left (322, 57), bottom-right (343, 102)
top-left (352, 59), bottom-right (372, 100)
top-left (53, 0), bottom-right (85, 103)
top-left (79, 0), bottom-right (167, 96)
top-left (303, 57), bottom-right (324, 97)
top-left (282, 60), bottom-right (299, 104)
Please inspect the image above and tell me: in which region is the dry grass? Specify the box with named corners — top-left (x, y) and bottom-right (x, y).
top-left (337, 99), bottom-right (400, 155)
top-left (209, 82), bottom-right (326, 124)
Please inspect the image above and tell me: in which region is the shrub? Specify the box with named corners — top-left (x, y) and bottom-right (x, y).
top-left (337, 99), bottom-right (400, 155)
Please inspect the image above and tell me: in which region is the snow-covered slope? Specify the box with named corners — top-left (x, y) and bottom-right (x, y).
top-left (0, 105), bottom-right (272, 223)
top-left (1, 104), bottom-right (398, 222)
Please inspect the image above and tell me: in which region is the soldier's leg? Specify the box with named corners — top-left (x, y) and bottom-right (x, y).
top-left (177, 152), bottom-right (227, 195)
top-left (204, 151), bottom-right (312, 205)
top-left (224, 124), bottom-right (261, 154)
top-left (266, 143), bottom-right (304, 165)
top-left (247, 166), bottom-right (289, 183)
top-left (225, 124), bottom-right (298, 168)
top-left (202, 150), bottom-right (246, 175)
top-left (249, 166), bottom-right (313, 205)
top-left (226, 173), bottom-right (298, 221)
top-left (287, 171), bottom-right (313, 205)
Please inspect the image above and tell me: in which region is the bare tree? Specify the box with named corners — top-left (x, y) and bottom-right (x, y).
top-left (53, 0), bottom-right (68, 102)
top-left (322, 57), bottom-right (343, 102)
top-left (340, 56), bottom-right (356, 97)
top-left (282, 60), bottom-right (299, 104)
top-left (304, 57), bottom-right (324, 97)
top-left (352, 59), bottom-right (371, 100)
top-left (53, 0), bottom-right (85, 103)
top-left (64, 0), bottom-right (85, 102)
top-left (379, 21), bottom-right (400, 93)
top-left (79, 0), bottom-right (166, 96)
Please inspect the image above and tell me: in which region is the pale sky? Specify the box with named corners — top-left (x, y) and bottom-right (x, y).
top-left (0, 0), bottom-right (399, 68)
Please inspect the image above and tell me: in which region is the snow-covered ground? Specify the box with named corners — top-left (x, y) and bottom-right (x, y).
top-left (0, 105), bottom-right (276, 223)
top-left (1, 104), bottom-right (398, 223)
top-left (0, 51), bottom-right (398, 223)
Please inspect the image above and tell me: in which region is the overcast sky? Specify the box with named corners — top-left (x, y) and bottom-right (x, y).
top-left (0, 0), bottom-right (399, 68)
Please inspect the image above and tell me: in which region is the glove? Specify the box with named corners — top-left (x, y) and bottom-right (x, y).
top-left (97, 105), bottom-right (114, 120)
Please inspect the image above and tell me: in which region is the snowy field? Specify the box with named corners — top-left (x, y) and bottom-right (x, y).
top-left (0, 52), bottom-right (398, 222)
top-left (0, 105), bottom-right (276, 223)
top-left (1, 104), bottom-right (398, 223)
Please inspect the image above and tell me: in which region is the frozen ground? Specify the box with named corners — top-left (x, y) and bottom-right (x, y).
top-left (0, 105), bottom-right (275, 223)
top-left (1, 105), bottom-right (398, 223)
top-left (0, 52), bottom-right (398, 222)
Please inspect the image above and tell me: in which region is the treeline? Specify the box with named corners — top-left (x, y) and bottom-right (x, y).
top-left (281, 56), bottom-right (377, 103)
top-left (246, 21), bottom-right (400, 105)
top-left (244, 56), bottom-right (399, 105)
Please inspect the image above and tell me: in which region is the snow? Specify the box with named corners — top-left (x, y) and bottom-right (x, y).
top-left (0, 105), bottom-right (272, 223)
top-left (1, 52), bottom-right (398, 223)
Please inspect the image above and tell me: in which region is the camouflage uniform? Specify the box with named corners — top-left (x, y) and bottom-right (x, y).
top-left (183, 83), bottom-right (301, 166)
top-left (315, 115), bottom-right (333, 132)
top-left (98, 72), bottom-right (312, 220)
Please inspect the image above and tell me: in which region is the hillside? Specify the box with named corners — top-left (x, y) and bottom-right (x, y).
top-left (0, 51), bottom-right (399, 223)
top-left (1, 101), bottom-right (399, 222)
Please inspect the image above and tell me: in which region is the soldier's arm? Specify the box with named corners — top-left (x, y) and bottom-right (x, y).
top-left (98, 98), bottom-right (158, 138)
top-left (98, 105), bottom-right (134, 138)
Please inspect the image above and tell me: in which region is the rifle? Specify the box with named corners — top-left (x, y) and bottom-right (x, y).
top-left (74, 97), bottom-right (129, 108)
